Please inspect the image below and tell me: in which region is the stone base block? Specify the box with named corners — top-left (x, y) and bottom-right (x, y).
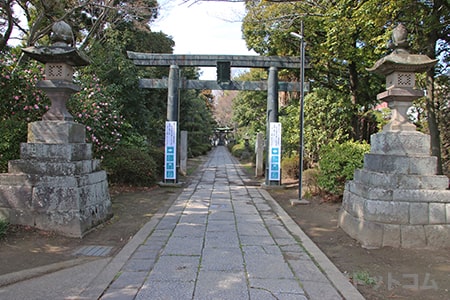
top-left (340, 180), bottom-right (450, 249)
top-left (370, 131), bottom-right (430, 156)
top-left (364, 153), bottom-right (437, 175)
top-left (0, 160), bottom-right (112, 237)
top-left (20, 143), bottom-right (92, 161)
top-left (28, 121), bottom-right (85, 144)
top-left (8, 159), bottom-right (101, 176)
top-left (353, 169), bottom-right (448, 190)
top-left (339, 209), bottom-right (450, 249)
top-left (338, 209), bottom-right (383, 249)
top-left (0, 171), bottom-right (112, 237)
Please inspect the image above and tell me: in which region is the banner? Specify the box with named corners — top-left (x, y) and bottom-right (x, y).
top-left (269, 122), bottom-right (282, 181)
top-left (164, 121), bottom-right (177, 180)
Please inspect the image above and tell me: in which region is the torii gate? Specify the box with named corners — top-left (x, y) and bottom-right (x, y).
top-left (127, 52), bottom-right (307, 185)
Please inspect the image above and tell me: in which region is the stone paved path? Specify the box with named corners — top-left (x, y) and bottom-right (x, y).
top-left (99, 146), bottom-right (359, 300)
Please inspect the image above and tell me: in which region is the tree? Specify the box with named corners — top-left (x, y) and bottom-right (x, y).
top-left (213, 90), bottom-right (237, 127)
top-left (0, 0), bottom-right (15, 51)
top-left (398, 0), bottom-right (449, 175)
top-left (1, 0), bottom-right (159, 50)
top-left (232, 69), bottom-right (268, 137)
top-left (281, 87), bottom-right (354, 167)
top-left (240, 0), bottom-right (449, 173)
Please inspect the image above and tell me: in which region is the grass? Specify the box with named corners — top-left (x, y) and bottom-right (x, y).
top-left (352, 270), bottom-right (377, 286)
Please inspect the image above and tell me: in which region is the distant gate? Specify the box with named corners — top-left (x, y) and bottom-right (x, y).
top-left (127, 52), bottom-right (309, 185)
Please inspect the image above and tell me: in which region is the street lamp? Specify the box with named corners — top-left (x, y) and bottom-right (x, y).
top-left (290, 21), bottom-right (308, 204)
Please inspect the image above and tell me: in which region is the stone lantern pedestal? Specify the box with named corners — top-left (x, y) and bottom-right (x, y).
top-left (338, 24), bottom-right (450, 249)
top-left (0, 21), bottom-right (112, 237)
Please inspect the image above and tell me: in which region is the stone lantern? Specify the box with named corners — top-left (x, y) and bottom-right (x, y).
top-left (22, 21), bottom-right (89, 141)
top-left (338, 24), bottom-right (450, 249)
top-left (0, 21), bottom-right (112, 237)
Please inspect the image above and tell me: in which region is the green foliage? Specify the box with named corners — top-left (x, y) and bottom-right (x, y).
top-left (232, 69), bottom-right (268, 136)
top-left (101, 146), bottom-right (163, 186)
top-left (317, 140), bottom-right (370, 196)
top-left (0, 118), bottom-right (27, 172)
top-left (181, 91), bottom-right (217, 157)
top-left (0, 218), bottom-right (8, 239)
top-left (230, 142), bottom-right (247, 158)
top-left (189, 143), bottom-right (211, 157)
top-left (281, 155), bottom-right (299, 179)
top-left (0, 52), bottom-right (49, 171)
top-left (0, 52), bottom-right (49, 122)
top-left (69, 73), bottom-right (126, 158)
top-left (281, 88), bottom-right (353, 167)
top-left (352, 271), bottom-right (377, 287)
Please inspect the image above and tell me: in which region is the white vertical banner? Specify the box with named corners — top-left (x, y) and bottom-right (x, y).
top-left (269, 122), bottom-right (282, 181)
top-left (164, 121), bottom-right (177, 180)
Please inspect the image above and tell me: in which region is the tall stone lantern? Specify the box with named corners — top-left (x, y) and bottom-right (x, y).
top-left (0, 21), bottom-right (112, 237)
top-left (338, 24), bottom-right (450, 249)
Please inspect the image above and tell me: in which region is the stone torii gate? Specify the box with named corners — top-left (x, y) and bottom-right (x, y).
top-left (127, 52), bottom-right (307, 185)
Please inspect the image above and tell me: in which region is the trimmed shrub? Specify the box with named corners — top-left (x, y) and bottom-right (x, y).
top-left (190, 144), bottom-right (211, 157)
top-left (0, 218), bottom-right (8, 239)
top-left (230, 143), bottom-right (246, 158)
top-left (101, 146), bottom-right (161, 186)
top-left (282, 155), bottom-right (300, 179)
top-left (317, 141), bottom-right (370, 197)
top-left (0, 118), bottom-right (27, 172)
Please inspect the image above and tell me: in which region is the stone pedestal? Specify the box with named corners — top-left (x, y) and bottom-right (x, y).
top-left (338, 24), bottom-right (449, 249)
top-left (339, 131), bottom-right (450, 249)
top-left (0, 121), bottom-right (112, 237)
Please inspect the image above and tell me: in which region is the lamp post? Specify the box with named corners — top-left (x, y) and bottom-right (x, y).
top-left (290, 21), bottom-right (308, 203)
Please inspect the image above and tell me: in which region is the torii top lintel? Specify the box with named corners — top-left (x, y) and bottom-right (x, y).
top-left (127, 51), bottom-right (307, 69)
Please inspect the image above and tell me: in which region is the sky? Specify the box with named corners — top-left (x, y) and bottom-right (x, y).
top-left (152, 0), bottom-right (256, 79)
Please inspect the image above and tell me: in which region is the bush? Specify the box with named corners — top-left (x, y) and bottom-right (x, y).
top-left (0, 218), bottom-right (8, 239)
top-left (282, 155), bottom-right (300, 179)
top-left (190, 144), bottom-right (211, 157)
top-left (101, 146), bottom-right (161, 186)
top-left (0, 118), bottom-right (27, 172)
top-left (317, 141), bottom-right (370, 197)
top-left (230, 142), bottom-right (254, 160)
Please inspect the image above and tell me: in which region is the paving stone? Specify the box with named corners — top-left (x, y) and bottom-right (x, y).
top-left (162, 236), bottom-right (204, 256)
top-left (101, 288), bottom-right (139, 300)
top-left (108, 271), bottom-right (148, 289)
top-left (194, 270), bottom-right (249, 299)
top-left (244, 253), bottom-right (294, 279)
top-left (201, 247), bottom-right (244, 272)
top-left (135, 280), bottom-right (195, 300)
top-left (147, 255), bottom-right (200, 282)
top-left (98, 146), bottom-right (353, 300)
top-left (249, 289), bottom-right (308, 300)
top-left (301, 280), bottom-right (343, 300)
top-left (122, 258), bottom-right (155, 272)
top-left (249, 278), bottom-right (305, 296)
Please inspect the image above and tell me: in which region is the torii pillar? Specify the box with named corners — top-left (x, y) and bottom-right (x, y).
top-left (265, 67), bottom-right (282, 186)
top-left (163, 65), bottom-right (180, 184)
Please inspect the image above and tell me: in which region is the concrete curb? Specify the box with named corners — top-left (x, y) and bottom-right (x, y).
top-left (259, 189), bottom-right (365, 300)
top-left (0, 257), bottom-right (97, 288)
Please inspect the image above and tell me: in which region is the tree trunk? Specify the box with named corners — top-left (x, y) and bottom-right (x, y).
top-left (349, 61), bottom-right (360, 140)
top-left (426, 69), bottom-right (443, 175)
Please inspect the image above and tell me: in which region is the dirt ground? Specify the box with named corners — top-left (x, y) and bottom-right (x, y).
top-left (1, 156), bottom-right (449, 300)
top-left (0, 185), bottom-right (181, 276)
top-left (269, 185), bottom-right (450, 300)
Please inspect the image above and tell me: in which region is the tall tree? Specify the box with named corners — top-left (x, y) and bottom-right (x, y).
top-left (241, 0), bottom-right (448, 172)
top-left (2, 0), bottom-right (159, 50)
top-left (242, 0), bottom-right (387, 141)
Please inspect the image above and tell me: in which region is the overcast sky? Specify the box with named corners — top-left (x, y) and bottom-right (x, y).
top-left (152, 0), bottom-right (256, 79)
